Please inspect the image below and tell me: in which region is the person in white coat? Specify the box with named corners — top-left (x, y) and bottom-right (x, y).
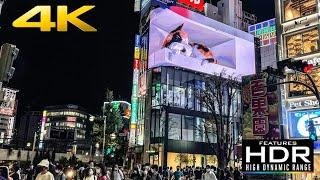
top-left (202, 166), bottom-right (217, 180)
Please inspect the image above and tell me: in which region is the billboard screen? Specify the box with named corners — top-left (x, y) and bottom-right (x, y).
top-left (248, 18), bottom-right (276, 47)
top-left (148, 7), bottom-right (255, 77)
top-left (288, 109), bottom-right (320, 138)
top-left (0, 88), bottom-right (18, 116)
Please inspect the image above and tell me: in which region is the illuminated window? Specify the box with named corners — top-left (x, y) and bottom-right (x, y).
top-left (168, 113), bottom-right (181, 140)
top-left (286, 28), bottom-right (319, 57)
top-left (284, 0), bottom-right (316, 21)
top-left (288, 68), bottom-right (320, 97)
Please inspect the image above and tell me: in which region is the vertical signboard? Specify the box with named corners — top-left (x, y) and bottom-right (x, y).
top-left (130, 35), bottom-right (141, 147)
top-left (39, 110), bottom-right (47, 149)
top-left (242, 73), bottom-right (280, 140)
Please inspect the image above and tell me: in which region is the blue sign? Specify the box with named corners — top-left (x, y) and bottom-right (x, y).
top-left (288, 109), bottom-right (320, 138)
top-left (135, 34), bottom-right (140, 47)
top-left (152, 0), bottom-right (176, 8)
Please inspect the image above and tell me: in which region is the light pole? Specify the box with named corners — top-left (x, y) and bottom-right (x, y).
top-left (102, 116), bottom-right (106, 162)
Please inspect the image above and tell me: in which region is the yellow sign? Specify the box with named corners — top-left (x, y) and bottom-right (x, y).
top-left (134, 47), bottom-right (140, 59)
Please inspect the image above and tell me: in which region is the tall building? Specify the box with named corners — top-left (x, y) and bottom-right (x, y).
top-left (17, 111), bottom-right (42, 148)
top-left (275, 0), bottom-right (320, 179)
top-left (204, 0), bottom-right (257, 31)
top-left (131, 0), bottom-right (255, 168)
top-left (248, 18), bottom-right (277, 71)
top-left (0, 87), bottom-right (18, 145)
top-left (39, 105), bottom-right (91, 154)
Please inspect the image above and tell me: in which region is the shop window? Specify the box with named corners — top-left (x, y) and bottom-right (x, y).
top-left (174, 70), bottom-right (181, 86)
top-left (182, 116), bottom-right (194, 141)
top-left (187, 85), bottom-right (194, 110)
top-left (194, 117), bottom-right (205, 142)
top-left (161, 85), bottom-right (168, 105)
top-left (168, 85), bottom-right (174, 106)
top-left (161, 67), bottom-right (167, 84)
top-left (168, 113), bottom-right (181, 140)
top-left (155, 110), bottom-right (161, 137)
top-left (167, 68), bottom-right (174, 85)
top-left (151, 111), bottom-right (155, 138)
top-left (284, 0), bottom-right (316, 21)
top-left (288, 68), bottom-right (320, 97)
top-left (286, 28), bottom-right (319, 57)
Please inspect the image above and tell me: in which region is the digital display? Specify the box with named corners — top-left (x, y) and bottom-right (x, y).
top-left (248, 18), bottom-right (276, 47)
top-left (149, 7), bottom-right (255, 78)
top-left (288, 109), bottom-right (320, 138)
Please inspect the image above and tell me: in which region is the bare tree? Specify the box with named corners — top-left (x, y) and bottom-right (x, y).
top-left (196, 71), bottom-right (241, 169)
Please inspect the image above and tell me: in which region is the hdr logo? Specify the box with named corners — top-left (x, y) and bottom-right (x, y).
top-left (177, 0), bottom-right (204, 11)
top-left (242, 140), bottom-right (314, 173)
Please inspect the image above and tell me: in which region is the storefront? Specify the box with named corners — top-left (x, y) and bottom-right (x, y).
top-left (283, 97), bottom-right (320, 179)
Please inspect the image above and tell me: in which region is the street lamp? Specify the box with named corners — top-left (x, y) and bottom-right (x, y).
top-left (110, 133), bottom-right (116, 140)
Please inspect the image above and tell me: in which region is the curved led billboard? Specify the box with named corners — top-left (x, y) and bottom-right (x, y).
top-left (148, 7), bottom-right (255, 77)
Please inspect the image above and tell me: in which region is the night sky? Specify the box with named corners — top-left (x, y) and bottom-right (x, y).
top-left (0, 0), bottom-right (274, 116)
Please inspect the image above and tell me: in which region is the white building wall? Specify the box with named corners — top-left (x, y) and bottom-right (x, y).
top-left (260, 44), bottom-right (277, 70)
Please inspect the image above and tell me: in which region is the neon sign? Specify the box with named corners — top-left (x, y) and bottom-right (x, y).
top-left (177, 0), bottom-right (204, 12)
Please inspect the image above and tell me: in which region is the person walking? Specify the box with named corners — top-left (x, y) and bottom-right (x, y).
top-left (162, 167), bottom-right (170, 180)
top-left (233, 167), bottom-right (240, 180)
top-left (35, 159), bottom-right (54, 180)
top-left (202, 166), bottom-right (217, 180)
top-left (112, 165), bottom-right (124, 180)
top-left (194, 167), bottom-right (202, 180)
top-left (11, 165), bottom-right (21, 180)
top-left (26, 164), bottom-right (35, 180)
top-left (96, 164), bottom-right (109, 180)
top-left (54, 164), bottom-right (66, 180)
top-left (173, 167), bottom-right (183, 180)
top-left (130, 164), bottom-right (142, 180)
top-left (84, 168), bottom-right (96, 180)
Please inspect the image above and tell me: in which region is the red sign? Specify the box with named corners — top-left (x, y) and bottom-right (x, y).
top-left (134, 59), bottom-right (140, 70)
top-left (251, 79), bottom-right (268, 136)
top-left (178, 0), bottom-right (204, 12)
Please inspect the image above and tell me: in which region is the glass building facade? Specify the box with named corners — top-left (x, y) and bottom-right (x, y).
top-left (144, 67), bottom-right (241, 168)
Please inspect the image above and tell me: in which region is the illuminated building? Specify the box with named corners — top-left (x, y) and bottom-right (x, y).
top-left (39, 105), bottom-right (91, 154)
top-left (131, 1), bottom-right (255, 168)
top-left (275, 0), bottom-right (320, 179)
top-left (0, 87), bottom-right (18, 145)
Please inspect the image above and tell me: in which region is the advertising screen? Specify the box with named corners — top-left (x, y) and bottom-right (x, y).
top-left (248, 18), bottom-right (276, 47)
top-left (0, 88), bottom-right (18, 116)
top-left (289, 109), bottom-right (320, 138)
top-left (148, 7), bottom-right (255, 78)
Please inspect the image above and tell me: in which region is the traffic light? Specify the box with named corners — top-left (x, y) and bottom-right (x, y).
top-left (0, 0), bottom-right (5, 16)
top-left (277, 59), bottom-right (312, 74)
top-left (0, 43), bottom-right (19, 82)
top-left (308, 120), bottom-right (318, 141)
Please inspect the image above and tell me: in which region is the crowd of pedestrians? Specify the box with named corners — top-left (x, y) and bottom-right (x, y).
top-left (129, 164), bottom-right (246, 180)
top-left (1, 158), bottom-right (246, 180)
